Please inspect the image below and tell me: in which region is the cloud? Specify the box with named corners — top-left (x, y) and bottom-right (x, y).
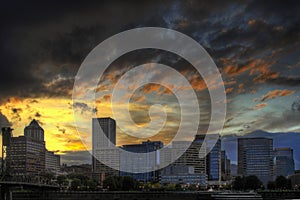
top-left (60, 150), bottom-right (91, 165)
top-left (254, 103), bottom-right (268, 110)
top-left (261, 89), bottom-right (295, 102)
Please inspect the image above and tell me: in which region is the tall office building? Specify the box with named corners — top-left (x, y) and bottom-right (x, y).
top-left (238, 137), bottom-right (274, 185)
top-left (92, 117), bottom-right (116, 148)
top-left (221, 150), bottom-right (231, 181)
top-left (206, 135), bottom-right (221, 182)
top-left (120, 140), bottom-right (163, 182)
top-left (92, 117), bottom-right (119, 177)
top-left (24, 119), bottom-right (44, 141)
top-left (275, 148), bottom-right (295, 177)
top-left (173, 135), bottom-right (207, 175)
top-left (9, 120), bottom-right (46, 175)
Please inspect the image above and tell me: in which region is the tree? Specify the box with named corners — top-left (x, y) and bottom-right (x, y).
top-left (275, 176), bottom-right (291, 190)
top-left (103, 176), bottom-right (122, 190)
top-left (87, 179), bottom-right (97, 190)
top-left (267, 181), bottom-right (276, 190)
top-left (71, 178), bottom-right (81, 190)
top-left (232, 175), bottom-right (262, 191)
top-left (232, 176), bottom-right (245, 190)
top-left (122, 176), bottom-right (138, 191)
top-left (57, 175), bottom-right (67, 186)
top-left (245, 175), bottom-right (263, 190)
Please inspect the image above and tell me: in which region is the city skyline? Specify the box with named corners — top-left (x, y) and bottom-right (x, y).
top-left (1, 118), bottom-right (300, 170)
top-left (0, 1), bottom-right (299, 170)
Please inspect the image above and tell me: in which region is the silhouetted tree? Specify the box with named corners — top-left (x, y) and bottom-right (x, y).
top-left (232, 175), bottom-right (262, 190)
top-left (71, 178), bottom-right (81, 190)
top-left (275, 176), bottom-right (291, 190)
top-left (267, 181), bottom-right (276, 190)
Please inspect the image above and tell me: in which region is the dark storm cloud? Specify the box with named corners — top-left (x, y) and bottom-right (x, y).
top-left (0, 0), bottom-right (299, 108)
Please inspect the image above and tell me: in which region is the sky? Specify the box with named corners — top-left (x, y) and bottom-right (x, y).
top-left (0, 0), bottom-right (300, 166)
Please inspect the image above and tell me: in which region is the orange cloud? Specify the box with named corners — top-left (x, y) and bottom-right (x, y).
top-left (140, 84), bottom-right (162, 94)
top-left (254, 103), bottom-right (268, 110)
top-left (261, 89), bottom-right (295, 101)
top-left (226, 87), bottom-right (233, 94)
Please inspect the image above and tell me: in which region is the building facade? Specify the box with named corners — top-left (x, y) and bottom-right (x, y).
top-left (120, 141), bottom-right (163, 182)
top-left (206, 136), bottom-right (221, 182)
top-left (161, 165), bottom-right (207, 186)
top-left (238, 137), bottom-right (274, 185)
top-left (221, 150), bottom-right (231, 181)
top-left (45, 150), bottom-right (61, 174)
top-left (171, 135), bottom-right (207, 181)
top-left (274, 148), bottom-right (295, 177)
top-left (92, 118), bottom-right (119, 177)
top-left (9, 120), bottom-right (46, 175)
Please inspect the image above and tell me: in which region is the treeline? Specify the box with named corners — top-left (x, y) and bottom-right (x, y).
top-left (232, 175), bottom-right (292, 191)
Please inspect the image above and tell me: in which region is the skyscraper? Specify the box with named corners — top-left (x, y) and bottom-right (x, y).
top-left (238, 137), bottom-right (274, 185)
top-left (221, 150), bottom-right (231, 181)
top-left (275, 148), bottom-right (295, 177)
top-left (173, 135), bottom-right (207, 175)
top-left (92, 117), bottom-right (119, 177)
top-left (92, 117), bottom-right (116, 148)
top-left (206, 135), bottom-right (221, 182)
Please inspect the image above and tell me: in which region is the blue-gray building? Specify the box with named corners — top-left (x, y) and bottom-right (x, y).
top-left (206, 136), bottom-right (221, 181)
top-left (120, 140), bottom-right (163, 182)
top-left (238, 137), bottom-right (274, 185)
top-left (275, 148), bottom-right (295, 177)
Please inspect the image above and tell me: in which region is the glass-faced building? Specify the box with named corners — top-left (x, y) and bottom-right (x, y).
top-left (238, 137), bottom-right (274, 185)
top-left (275, 148), bottom-right (295, 177)
top-left (206, 136), bottom-right (221, 181)
top-left (120, 140), bottom-right (163, 182)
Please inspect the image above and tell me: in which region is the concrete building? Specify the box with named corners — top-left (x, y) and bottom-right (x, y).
top-left (120, 141), bottom-right (163, 182)
top-left (161, 165), bottom-right (207, 186)
top-left (171, 135), bottom-right (207, 181)
top-left (45, 150), bottom-right (60, 174)
top-left (238, 137), bottom-right (274, 185)
top-left (221, 150), bottom-right (231, 181)
top-left (8, 120), bottom-right (46, 175)
top-left (275, 148), bottom-right (295, 177)
top-left (92, 118), bottom-right (119, 177)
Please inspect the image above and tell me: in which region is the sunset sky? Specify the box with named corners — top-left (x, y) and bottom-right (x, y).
top-left (0, 1), bottom-right (299, 165)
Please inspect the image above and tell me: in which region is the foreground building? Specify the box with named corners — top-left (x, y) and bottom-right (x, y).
top-left (161, 165), bottom-right (207, 186)
top-left (9, 120), bottom-right (46, 175)
top-left (274, 148), bottom-right (295, 177)
top-left (45, 150), bottom-right (61, 174)
top-left (206, 136), bottom-right (221, 183)
top-left (120, 140), bottom-right (163, 182)
top-left (238, 137), bottom-right (274, 185)
top-left (92, 118), bottom-right (119, 179)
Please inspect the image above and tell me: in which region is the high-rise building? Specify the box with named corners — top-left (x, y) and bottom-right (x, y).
top-left (45, 150), bottom-right (61, 174)
top-left (120, 140), bottom-right (163, 182)
top-left (221, 150), bottom-right (231, 181)
top-left (274, 148), bottom-right (295, 177)
top-left (9, 120), bottom-right (46, 175)
top-left (206, 136), bottom-right (221, 182)
top-left (172, 135), bottom-right (207, 176)
top-left (92, 117), bottom-right (116, 148)
top-left (92, 117), bottom-right (119, 177)
top-left (238, 137), bottom-right (274, 185)
top-left (24, 119), bottom-right (44, 141)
